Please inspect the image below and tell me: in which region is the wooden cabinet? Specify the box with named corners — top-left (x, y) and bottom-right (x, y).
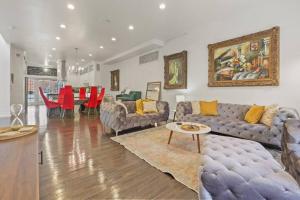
top-left (0, 133), bottom-right (39, 200)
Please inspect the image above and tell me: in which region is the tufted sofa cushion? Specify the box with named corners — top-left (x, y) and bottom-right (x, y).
top-left (218, 103), bottom-right (250, 120)
top-left (282, 119), bottom-right (300, 185)
top-left (176, 102), bottom-right (299, 147)
top-left (199, 135), bottom-right (300, 200)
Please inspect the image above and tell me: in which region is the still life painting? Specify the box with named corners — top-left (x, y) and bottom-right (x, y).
top-left (164, 51), bottom-right (187, 89)
top-left (111, 69), bottom-right (120, 91)
top-left (208, 27), bottom-right (279, 87)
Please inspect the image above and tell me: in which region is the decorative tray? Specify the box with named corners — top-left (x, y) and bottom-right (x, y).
top-left (0, 126), bottom-right (37, 141)
top-left (180, 124), bottom-right (200, 132)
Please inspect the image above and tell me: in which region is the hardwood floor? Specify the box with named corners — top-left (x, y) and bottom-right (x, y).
top-left (5, 106), bottom-right (197, 199)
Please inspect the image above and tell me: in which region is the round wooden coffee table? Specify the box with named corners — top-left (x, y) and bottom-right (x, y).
top-left (166, 122), bottom-right (211, 153)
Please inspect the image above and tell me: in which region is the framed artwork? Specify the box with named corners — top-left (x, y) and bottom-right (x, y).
top-left (208, 27), bottom-right (280, 87)
top-left (164, 51), bottom-right (187, 89)
top-left (146, 81), bottom-right (161, 101)
top-left (110, 69), bottom-right (120, 91)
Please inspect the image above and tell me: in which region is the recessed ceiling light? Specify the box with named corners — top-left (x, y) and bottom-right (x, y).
top-left (89, 53), bottom-right (93, 57)
top-left (48, 54), bottom-right (53, 58)
top-left (60, 24), bottom-right (66, 29)
top-left (67, 4), bottom-right (75, 10)
top-left (81, 59), bottom-right (85, 62)
top-left (52, 48), bottom-right (56, 51)
top-left (99, 46), bottom-right (104, 49)
top-left (111, 37), bottom-right (116, 41)
top-left (159, 3), bottom-right (166, 10)
top-left (128, 25), bottom-right (134, 30)
top-left (56, 36), bottom-right (61, 40)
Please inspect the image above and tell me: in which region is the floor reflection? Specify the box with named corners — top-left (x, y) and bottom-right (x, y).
top-left (29, 105), bottom-right (197, 200)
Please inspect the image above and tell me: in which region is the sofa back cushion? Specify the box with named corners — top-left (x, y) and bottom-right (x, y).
top-left (123, 101), bottom-right (136, 114)
top-left (218, 103), bottom-right (250, 120)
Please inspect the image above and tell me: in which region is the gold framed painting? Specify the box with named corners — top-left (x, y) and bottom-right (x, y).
top-left (208, 27), bottom-right (280, 87)
top-left (164, 51), bottom-right (187, 89)
top-left (110, 69), bottom-right (120, 91)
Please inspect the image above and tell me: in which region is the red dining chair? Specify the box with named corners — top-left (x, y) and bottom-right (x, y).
top-left (57, 87), bottom-right (65, 105)
top-left (60, 85), bottom-right (75, 118)
top-left (83, 86), bottom-right (98, 115)
top-left (97, 88), bottom-right (105, 108)
top-left (38, 87), bottom-right (60, 117)
top-left (79, 87), bottom-right (86, 100)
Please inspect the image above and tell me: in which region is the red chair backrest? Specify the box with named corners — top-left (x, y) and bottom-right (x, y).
top-left (61, 85), bottom-right (74, 110)
top-left (39, 87), bottom-right (51, 107)
top-left (87, 86), bottom-right (98, 108)
top-left (58, 87), bottom-right (65, 105)
top-left (79, 87), bottom-right (86, 100)
top-left (97, 88), bottom-right (105, 106)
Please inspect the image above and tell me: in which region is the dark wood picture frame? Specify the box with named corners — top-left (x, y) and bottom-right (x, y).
top-left (164, 51), bottom-right (188, 89)
top-left (110, 69), bottom-right (120, 91)
top-left (208, 27), bottom-right (280, 87)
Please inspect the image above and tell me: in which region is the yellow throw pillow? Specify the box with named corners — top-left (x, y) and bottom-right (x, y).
top-left (143, 101), bottom-right (158, 113)
top-left (200, 100), bottom-right (218, 116)
top-left (244, 105), bottom-right (265, 124)
top-left (260, 104), bottom-right (279, 127)
top-left (135, 99), bottom-right (144, 115)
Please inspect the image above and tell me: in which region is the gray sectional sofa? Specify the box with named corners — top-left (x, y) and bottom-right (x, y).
top-left (180, 102), bottom-right (300, 199)
top-left (100, 101), bottom-right (169, 135)
top-left (199, 134), bottom-right (300, 200)
top-left (176, 102), bottom-right (299, 147)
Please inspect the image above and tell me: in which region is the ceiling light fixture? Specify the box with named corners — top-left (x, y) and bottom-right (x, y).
top-left (67, 4), bottom-right (75, 10)
top-left (60, 24), bottom-right (66, 29)
top-left (99, 46), bottom-right (104, 49)
top-left (128, 25), bottom-right (134, 30)
top-left (111, 37), bottom-right (116, 41)
top-left (81, 59), bottom-right (85, 62)
top-left (56, 36), bottom-right (61, 40)
top-left (52, 48), bottom-right (56, 51)
top-left (159, 3), bottom-right (166, 10)
top-left (48, 54), bottom-right (53, 58)
top-left (89, 53), bottom-right (93, 57)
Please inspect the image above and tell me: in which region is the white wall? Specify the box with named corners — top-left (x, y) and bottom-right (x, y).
top-left (0, 34), bottom-right (11, 117)
top-left (10, 45), bottom-right (26, 105)
top-left (100, 2), bottom-right (300, 114)
top-left (67, 61), bottom-right (102, 87)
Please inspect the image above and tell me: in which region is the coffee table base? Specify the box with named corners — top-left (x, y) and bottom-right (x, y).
top-left (167, 130), bottom-right (201, 153)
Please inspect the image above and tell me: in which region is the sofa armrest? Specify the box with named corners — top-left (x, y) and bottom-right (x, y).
top-left (157, 101), bottom-right (170, 121)
top-left (271, 108), bottom-right (299, 134)
top-left (284, 119), bottom-right (300, 144)
top-left (100, 103), bottom-right (127, 131)
top-left (176, 102), bottom-right (192, 122)
top-left (282, 119), bottom-right (300, 185)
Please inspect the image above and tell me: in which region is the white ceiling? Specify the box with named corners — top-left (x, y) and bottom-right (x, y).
top-left (0, 0), bottom-right (285, 67)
